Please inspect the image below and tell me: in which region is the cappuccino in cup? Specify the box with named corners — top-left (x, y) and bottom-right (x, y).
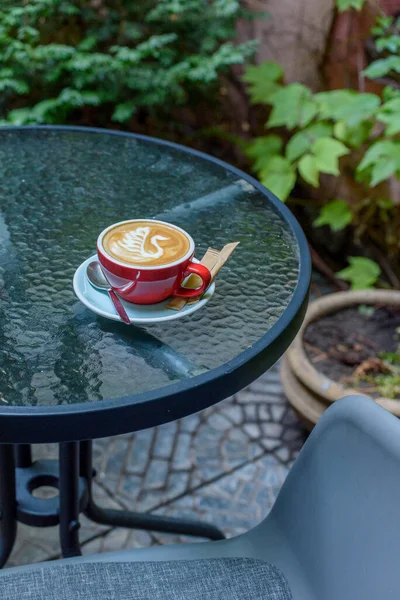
top-left (103, 220), bottom-right (190, 267)
top-left (97, 219), bottom-right (211, 304)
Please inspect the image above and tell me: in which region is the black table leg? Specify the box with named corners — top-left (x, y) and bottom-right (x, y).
top-left (0, 445), bottom-right (17, 568)
top-left (14, 444), bottom-right (32, 468)
top-left (80, 441), bottom-right (225, 541)
top-left (59, 442), bottom-right (82, 558)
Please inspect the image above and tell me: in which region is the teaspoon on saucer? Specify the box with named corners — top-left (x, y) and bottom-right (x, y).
top-left (86, 261), bottom-right (131, 325)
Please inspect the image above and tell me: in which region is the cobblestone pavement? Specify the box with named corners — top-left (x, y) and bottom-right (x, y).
top-left (7, 360), bottom-right (308, 566)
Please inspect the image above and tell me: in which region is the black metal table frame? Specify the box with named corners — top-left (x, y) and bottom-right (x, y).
top-left (0, 441), bottom-right (225, 566)
top-left (0, 126), bottom-right (311, 566)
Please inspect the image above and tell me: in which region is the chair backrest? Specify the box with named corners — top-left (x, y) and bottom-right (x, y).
top-left (269, 395), bottom-right (400, 600)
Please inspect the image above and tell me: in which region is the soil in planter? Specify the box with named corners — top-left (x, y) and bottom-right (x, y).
top-left (304, 305), bottom-right (400, 398)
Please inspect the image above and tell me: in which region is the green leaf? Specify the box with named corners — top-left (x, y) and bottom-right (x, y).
top-left (243, 61), bottom-right (283, 83)
top-left (311, 137), bottom-right (350, 175)
top-left (316, 91), bottom-right (380, 127)
top-left (373, 16), bottom-right (394, 32)
top-left (6, 107), bottom-right (33, 125)
top-left (357, 140), bottom-right (400, 185)
top-left (336, 0), bottom-right (366, 12)
top-left (371, 159), bottom-right (397, 186)
top-left (298, 154), bottom-right (319, 186)
top-left (358, 140), bottom-right (398, 170)
top-left (336, 257), bottom-right (381, 290)
top-left (314, 199), bottom-right (352, 231)
top-left (383, 86), bottom-right (400, 102)
top-left (246, 135), bottom-right (283, 172)
top-left (267, 84), bottom-right (317, 130)
top-left (259, 156), bottom-right (296, 201)
top-left (243, 61), bottom-right (283, 103)
top-left (77, 36), bottom-right (97, 52)
top-left (285, 122), bottom-right (332, 162)
top-left (112, 101), bottom-right (137, 123)
top-left (363, 56), bottom-right (400, 79)
top-left (358, 304), bottom-right (376, 317)
top-left (377, 98), bottom-right (400, 135)
top-left (333, 120), bottom-right (372, 147)
top-left (315, 90), bottom-right (355, 119)
top-left (376, 35), bottom-right (400, 53)
top-left (0, 78), bottom-right (29, 94)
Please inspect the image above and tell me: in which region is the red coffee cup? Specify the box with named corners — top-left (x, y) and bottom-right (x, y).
top-left (97, 219), bottom-right (211, 305)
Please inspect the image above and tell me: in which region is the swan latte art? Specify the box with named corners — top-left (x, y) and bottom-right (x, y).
top-left (102, 220), bottom-right (191, 267)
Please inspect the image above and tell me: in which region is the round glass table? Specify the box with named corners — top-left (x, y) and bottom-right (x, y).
top-left (0, 126), bottom-right (310, 563)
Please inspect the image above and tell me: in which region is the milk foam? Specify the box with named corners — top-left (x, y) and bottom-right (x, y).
top-left (103, 221), bottom-right (191, 267)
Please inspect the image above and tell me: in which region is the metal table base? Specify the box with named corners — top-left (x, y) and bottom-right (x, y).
top-left (0, 443), bottom-right (224, 567)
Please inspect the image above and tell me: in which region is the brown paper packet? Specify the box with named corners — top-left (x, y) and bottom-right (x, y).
top-left (187, 242), bottom-right (239, 305)
top-left (167, 242), bottom-right (239, 311)
top-left (167, 247), bottom-right (220, 311)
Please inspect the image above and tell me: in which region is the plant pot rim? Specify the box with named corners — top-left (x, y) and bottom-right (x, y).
top-left (287, 290), bottom-right (400, 415)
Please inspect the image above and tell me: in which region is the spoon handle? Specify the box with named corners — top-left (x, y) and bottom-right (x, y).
top-left (107, 289), bottom-right (131, 325)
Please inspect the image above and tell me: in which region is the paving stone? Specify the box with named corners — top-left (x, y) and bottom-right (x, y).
top-left (282, 426), bottom-right (304, 442)
top-left (124, 429), bottom-right (155, 474)
top-left (121, 474), bottom-right (143, 501)
top-left (172, 432), bottom-right (192, 470)
top-left (180, 414), bottom-right (201, 433)
top-left (223, 405), bottom-right (243, 424)
top-left (235, 391), bottom-right (263, 404)
top-left (153, 424), bottom-right (177, 459)
top-left (262, 422), bottom-right (283, 439)
top-left (275, 446), bottom-right (291, 464)
top-left (143, 459), bottom-right (169, 490)
top-left (270, 404), bottom-right (286, 422)
top-left (244, 404), bottom-right (257, 420)
top-left (258, 404), bottom-right (271, 421)
top-left (206, 412), bottom-right (232, 431)
top-left (243, 424), bottom-right (262, 439)
top-left (261, 439), bottom-right (281, 452)
top-left (105, 438), bottom-right (130, 475)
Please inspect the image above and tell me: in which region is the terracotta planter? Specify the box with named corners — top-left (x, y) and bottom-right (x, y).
top-left (282, 290), bottom-right (400, 428)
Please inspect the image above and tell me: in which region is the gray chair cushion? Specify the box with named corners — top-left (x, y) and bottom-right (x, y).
top-left (1, 557), bottom-right (292, 599)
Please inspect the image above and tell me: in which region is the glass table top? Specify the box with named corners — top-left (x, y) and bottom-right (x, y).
top-left (0, 128), bottom-right (301, 408)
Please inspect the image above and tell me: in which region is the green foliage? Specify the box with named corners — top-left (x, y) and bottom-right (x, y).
top-left (317, 91), bottom-right (380, 127)
top-left (313, 199), bottom-right (353, 232)
top-left (364, 16), bottom-right (400, 83)
top-left (374, 372), bottom-right (400, 399)
top-left (357, 140), bottom-right (400, 186)
top-left (258, 156), bottom-right (296, 201)
top-left (243, 61), bottom-right (282, 103)
top-left (245, 134), bottom-right (283, 171)
top-left (358, 304), bottom-right (375, 317)
top-left (244, 62), bottom-right (386, 200)
top-left (0, 0), bottom-right (254, 125)
top-left (285, 122), bottom-right (332, 161)
top-left (364, 56), bottom-right (400, 79)
top-left (244, 52), bottom-right (400, 288)
top-left (267, 84), bottom-right (317, 129)
top-left (377, 98), bottom-right (400, 135)
top-left (336, 0), bottom-right (366, 12)
top-left (336, 257), bottom-right (381, 290)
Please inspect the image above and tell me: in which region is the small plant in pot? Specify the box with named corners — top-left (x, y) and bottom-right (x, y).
top-left (283, 290), bottom-right (400, 429)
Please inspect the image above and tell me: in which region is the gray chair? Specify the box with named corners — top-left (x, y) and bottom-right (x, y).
top-left (1, 394), bottom-right (400, 599)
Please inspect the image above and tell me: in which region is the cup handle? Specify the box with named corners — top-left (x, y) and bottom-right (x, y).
top-left (174, 262), bottom-right (212, 298)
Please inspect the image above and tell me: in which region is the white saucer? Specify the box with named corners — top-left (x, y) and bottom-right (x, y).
top-left (73, 255), bottom-right (215, 324)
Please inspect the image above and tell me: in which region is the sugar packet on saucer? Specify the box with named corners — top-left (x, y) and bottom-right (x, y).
top-left (167, 242), bottom-right (239, 311)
